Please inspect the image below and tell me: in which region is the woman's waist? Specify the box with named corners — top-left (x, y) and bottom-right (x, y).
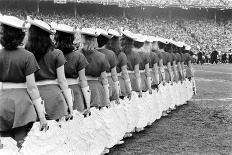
top-left (0, 82), bottom-right (27, 89)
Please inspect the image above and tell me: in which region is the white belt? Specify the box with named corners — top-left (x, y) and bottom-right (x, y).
top-left (127, 70), bottom-right (134, 74)
top-left (67, 78), bottom-right (79, 85)
top-left (127, 70), bottom-right (145, 74)
top-left (86, 76), bottom-right (99, 81)
top-left (0, 82), bottom-right (26, 89)
top-left (106, 73), bottom-right (111, 77)
top-left (36, 80), bottom-right (58, 86)
top-left (117, 72), bottom-right (122, 76)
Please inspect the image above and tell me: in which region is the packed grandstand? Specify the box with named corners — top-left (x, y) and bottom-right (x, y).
top-left (1, 0), bottom-right (232, 54)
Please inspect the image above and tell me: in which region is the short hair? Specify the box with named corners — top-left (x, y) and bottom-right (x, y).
top-left (158, 41), bottom-right (165, 49)
top-left (133, 41), bottom-right (144, 49)
top-left (97, 35), bottom-right (109, 48)
top-left (121, 35), bottom-right (134, 53)
top-left (25, 25), bottom-right (54, 60)
top-left (105, 36), bottom-right (121, 54)
top-left (54, 31), bottom-right (75, 54)
top-left (0, 24), bottom-right (25, 50)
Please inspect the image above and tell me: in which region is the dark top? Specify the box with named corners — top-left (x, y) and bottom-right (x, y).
top-left (0, 48), bottom-right (39, 83)
top-left (124, 49), bottom-right (140, 71)
top-left (160, 51), bottom-right (170, 66)
top-left (138, 51), bottom-right (150, 70)
top-left (170, 53), bottom-right (177, 66)
top-left (35, 48), bottom-right (66, 81)
top-left (197, 52), bottom-right (203, 59)
top-left (149, 52), bottom-right (159, 68)
top-left (97, 48), bottom-right (116, 73)
top-left (116, 52), bottom-right (127, 73)
top-left (64, 50), bottom-right (89, 78)
top-left (175, 53), bottom-right (181, 63)
top-left (79, 49), bottom-right (109, 77)
top-left (183, 53), bottom-right (191, 65)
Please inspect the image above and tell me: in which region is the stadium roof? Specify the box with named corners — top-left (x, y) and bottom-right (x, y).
top-left (3, 0), bottom-right (232, 9)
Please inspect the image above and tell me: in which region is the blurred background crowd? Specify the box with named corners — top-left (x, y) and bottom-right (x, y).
top-left (1, 0), bottom-right (232, 64)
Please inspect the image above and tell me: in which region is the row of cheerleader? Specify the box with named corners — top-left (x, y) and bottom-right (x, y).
top-left (0, 14), bottom-right (196, 154)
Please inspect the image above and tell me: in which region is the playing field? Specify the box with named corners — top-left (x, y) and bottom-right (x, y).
top-left (110, 64), bottom-right (232, 155)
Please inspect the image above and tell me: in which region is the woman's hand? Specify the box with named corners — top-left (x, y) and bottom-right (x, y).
top-left (149, 88), bottom-right (152, 94)
top-left (138, 91), bottom-right (143, 98)
top-left (66, 107), bottom-right (73, 121)
top-left (40, 117), bottom-right (48, 131)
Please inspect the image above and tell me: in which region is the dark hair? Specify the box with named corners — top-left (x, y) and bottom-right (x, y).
top-left (25, 25), bottom-right (54, 60)
top-left (97, 35), bottom-right (109, 48)
top-left (0, 24), bottom-right (25, 50)
top-left (106, 36), bottom-right (121, 55)
top-left (133, 41), bottom-right (144, 49)
top-left (158, 41), bottom-right (165, 49)
top-left (54, 31), bottom-right (75, 54)
top-left (121, 35), bottom-right (134, 54)
top-left (164, 43), bottom-right (172, 53)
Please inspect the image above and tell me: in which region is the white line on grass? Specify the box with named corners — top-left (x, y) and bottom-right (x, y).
top-left (191, 98), bottom-right (232, 101)
top-left (195, 78), bottom-right (231, 83)
top-left (194, 70), bottom-right (232, 75)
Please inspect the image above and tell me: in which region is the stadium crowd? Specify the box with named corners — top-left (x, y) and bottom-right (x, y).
top-left (1, 8), bottom-right (232, 55)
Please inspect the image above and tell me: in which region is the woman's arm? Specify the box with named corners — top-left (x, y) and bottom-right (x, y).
top-left (177, 62), bottom-right (183, 82)
top-left (153, 63), bottom-right (159, 84)
top-left (121, 65), bottom-right (132, 99)
top-left (134, 64), bottom-right (142, 97)
top-left (79, 68), bottom-right (91, 110)
top-left (159, 59), bottom-right (165, 84)
top-left (173, 60), bottom-right (178, 82)
top-left (181, 61), bottom-right (186, 80)
top-left (111, 67), bottom-right (120, 99)
top-left (57, 65), bottom-right (73, 117)
top-left (167, 62), bottom-right (174, 84)
top-left (101, 71), bottom-right (110, 106)
top-left (145, 63), bottom-right (152, 93)
top-left (26, 74), bottom-right (47, 131)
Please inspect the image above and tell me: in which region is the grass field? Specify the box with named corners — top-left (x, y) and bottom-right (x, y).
top-left (109, 64), bottom-right (232, 155)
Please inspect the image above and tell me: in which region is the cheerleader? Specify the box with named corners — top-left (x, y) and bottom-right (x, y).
top-left (175, 43), bottom-right (184, 82)
top-left (0, 16), bottom-right (47, 144)
top-left (164, 42), bottom-right (175, 84)
top-left (79, 28), bottom-right (111, 154)
top-left (183, 45), bottom-right (194, 80)
top-left (96, 28), bottom-right (120, 102)
top-left (79, 28), bottom-right (110, 108)
top-left (53, 24), bottom-right (90, 114)
top-left (149, 37), bottom-right (160, 89)
top-left (133, 34), bottom-right (152, 93)
top-left (121, 30), bottom-right (142, 97)
top-left (106, 29), bottom-right (132, 99)
top-left (25, 19), bottom-right (73, 120)
top-left (152, 40), bottom-right (166, 85)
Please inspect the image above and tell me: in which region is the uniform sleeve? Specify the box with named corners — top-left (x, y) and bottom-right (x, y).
top-left (118, 52), bottom-right (127, 67)
top-left (145, 53), bottom-right (151, 64)
top-left (109, 52), bottom-right (117, 69)
top-left (186, 54), bottom-right (191, 62)
top-left (172, 53), bottom-right (177, 62)
top-left (76, 52), bottom-right (89, 72)
top-left (166, 53), bottom-right (172, 63)
top-left (134, 52), bottom-right (140, 66)
top-left (101, 55), bottom-right (110, 73)
top-left (55, 49), bottom-right (67, 69)
top-left (157, 51), bottom-right (163, 60)
top-left (25, 52), bottom-right (40, 76)
top-left (154, 53), bottom-right (159, 64)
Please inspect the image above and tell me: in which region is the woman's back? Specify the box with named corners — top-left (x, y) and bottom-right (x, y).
top-left (0, 48), bottom-right (39, 83)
